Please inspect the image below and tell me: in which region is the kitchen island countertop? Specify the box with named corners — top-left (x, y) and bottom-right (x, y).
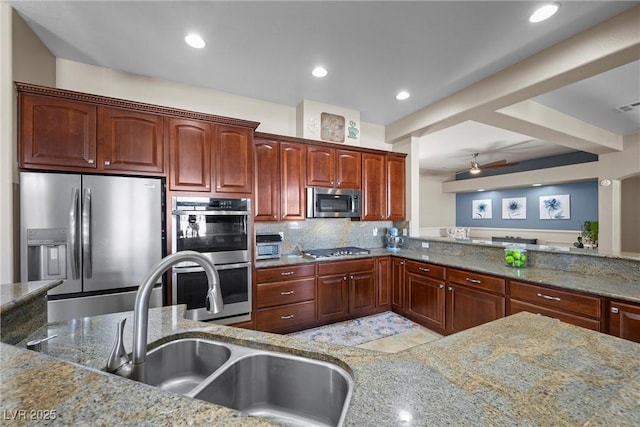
top-left (2, 307), bottom-right (639, 426)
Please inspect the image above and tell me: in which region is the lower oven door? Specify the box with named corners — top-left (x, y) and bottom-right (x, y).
top-left (172, 262), bottom-right (251, 323)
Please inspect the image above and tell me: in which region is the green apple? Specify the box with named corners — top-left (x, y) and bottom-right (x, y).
top-left (505, 255), bottom-right (514, 265)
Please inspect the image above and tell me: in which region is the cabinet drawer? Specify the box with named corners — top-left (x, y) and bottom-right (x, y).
top-left (257, 277), bottom-right (316, 309)
top-left (509, 299), bottom-right (601, 331)
top-left (256, 264), bottom-right (316, 283)
top-left (510, 281), bottom-right (601, 318)
top-left (405, 260), bottom-right (445, 280)
top-left (447, 268), bottom-right (505, 294)
top-left (256, 301), bottom-right (316, 332)
top-left (317, 258), bottom-right (375, 276)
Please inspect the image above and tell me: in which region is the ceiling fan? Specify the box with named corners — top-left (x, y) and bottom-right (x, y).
top-left (456, 153), bottom-right (519, 175)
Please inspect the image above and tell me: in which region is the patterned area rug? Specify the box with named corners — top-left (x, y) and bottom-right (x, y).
top-left (288, 311), bottom-right (420, 347)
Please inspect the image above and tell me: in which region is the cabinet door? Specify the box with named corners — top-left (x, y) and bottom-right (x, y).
top-left (376, 257), bottom-right (392, 308)
top-left (509, 299), bottom-right (601, 332)
top-left (609, 300), bottom-right (640, 343)
top-left (391, 258), bottom-right (405, 313)
top-left (317, 274), bottom-right (349, 323)
top-left (98, 107), bottom-right (164, 173)
top-left (167, 118), bottom-right (212, 191)
top-left (446, 284), bottom-right (505, 334)
top-left (280, 142), bottom-right (306, 220)
top-left (306, 146), bottom-right (334, 187)
top-left (386, 155), bottom-right (406, 221)
top-left (349, 270), bottom-right (376, 316)
top-left (20, 94), bottom-right (97, 169)
top-left (361, 153), bottom-right (386, 220)
top-left (335, 149), bottom-right (361, 188)
top-left (215, 125), bottom-right (253, 194)
top-left (254, 139), bottom-right (280, 221)
top-left (405, 273), bottom-right (445, 330)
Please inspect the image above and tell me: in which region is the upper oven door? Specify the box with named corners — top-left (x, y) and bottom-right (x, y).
top-left (172, 211), bottom-right (249, 264)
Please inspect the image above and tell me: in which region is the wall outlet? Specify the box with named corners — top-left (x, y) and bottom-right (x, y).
top-left (421, 242), bottom-right (429, 249)
top-left (278, 231), bottom-right (284, 239)
top-left (372, 228), bottom-right (378, 237)
top-left (402, 228), bottom-right (408, 236)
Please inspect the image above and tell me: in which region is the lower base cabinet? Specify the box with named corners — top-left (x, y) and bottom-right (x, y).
top-left (609, 300), bottom-right (640, 343)
top-left (404, 261), bottom-right (445, 332)
top-left (446, 284), bottom-right (505, 334)
top-left (255, 301), bottom-right (316, 333)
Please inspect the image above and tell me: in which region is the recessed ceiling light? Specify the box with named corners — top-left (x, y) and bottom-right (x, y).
top-left (395, 91), bottom-right (410, 101)
top-left (312, 66), bottom-right (328, 78)
top-left (532, 183), bottom-right (542, 187)
top-left (529, 3), bottom-right (559, 23)
top-left (185, 33), bottom-right (205, 49)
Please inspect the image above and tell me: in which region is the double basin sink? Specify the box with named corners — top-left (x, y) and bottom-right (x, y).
top-left (141, 337), bottom-right (353, 426)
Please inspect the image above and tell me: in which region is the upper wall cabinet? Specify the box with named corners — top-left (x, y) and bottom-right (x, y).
top-left (361, 153), bottom-right (406, 221)
top-left (167, 118), bottom-right (212, 192)
top-left (98, 107), bottom-right (164, 173)
top-left (215, 125), bottom-right (253, 194)
top-left (19, 93), bottom-right (98, 170)
top-left (306, 146), bottom-right (361, 189)
top-left (386, 155), bottom-right (406, 221)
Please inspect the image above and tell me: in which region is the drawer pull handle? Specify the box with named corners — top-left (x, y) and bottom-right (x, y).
top-left (537, 293), bottom-right (561, 301)
top-left (280, 314), bottom-right (295, 320)
top-left (281, 290), bottom-right (295, 295)
top-left (280, 271), bottom-right (295, 276)
top-left (611, 307), bottom-right (619, 314)
top-left (419, 267), bottom-right (431, 272)
top-left (466, 278), bottom-right (482, 284)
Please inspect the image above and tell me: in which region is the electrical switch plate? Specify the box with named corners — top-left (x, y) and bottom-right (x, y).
top-left (402, 228), bottom-right (408, 236)
top-left (373, 228), bottom-right (378, 236)
top-left (422, 242), bottom-right (429, 249)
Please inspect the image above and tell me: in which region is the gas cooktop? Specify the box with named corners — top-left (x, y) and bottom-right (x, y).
top-left (302, 246), bottom-right (371, 259)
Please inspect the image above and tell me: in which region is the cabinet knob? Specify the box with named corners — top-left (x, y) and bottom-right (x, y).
top-left (344, 276), bottom-right (347, 281)
top-left (87, 159), bottom-right (94, 164)
top-left (439, 284), bottom-right (444, 289)
top-left (350, 275), bottom-right (354, 280)
top-left (611, 307), bottom-right (620, 314)
top-left (447, 287), bottom-right (453, 291)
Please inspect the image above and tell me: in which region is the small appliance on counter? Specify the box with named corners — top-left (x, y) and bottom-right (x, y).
top-left (256, 234), bottom-right (282, 260)
top-left (386, 227), bottom-right (404, 252)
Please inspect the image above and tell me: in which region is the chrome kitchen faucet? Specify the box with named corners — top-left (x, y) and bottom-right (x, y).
top-left (106, 251), bottom-right (223, 382)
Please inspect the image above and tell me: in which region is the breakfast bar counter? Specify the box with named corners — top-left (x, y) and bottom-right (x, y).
top-left (1, 307), bottom-right (638, 426)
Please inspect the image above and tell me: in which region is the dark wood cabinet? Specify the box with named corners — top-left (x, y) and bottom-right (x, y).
top-left (376, 256), bottom-right (392, 308)
top-left (386, 155), bottom-right (406, 221)
top-left (608, 300), bottom-right (640, 343)
top-left (391, 258), bottom-right (405, 313)
top-left (19, 94), bottom-right (97, 170)
top-left (214, 125), bottom-right (253, 194)
top-left (167, 118), bottom-right (212, 191)
top-left (404, 261), bottom-right (446, 331)
top-left (255, 264), bottom-right (317, 333)
top-left (98, 107), bottom-right (164, 173)
top-left (445, 268), bottom-right (506, 334)
top-left (254, 138), bottom-right (280, 221)
top-left (317, 259), bottom-right (376, 323)
top-left (508, 280), bottom-right (602, 332)
top-left (361, 153), bottom-right (386, 220)
top-left (280, 142), bottom-right (306, 220)
top-left (306, 146), bottom-right (361, 188)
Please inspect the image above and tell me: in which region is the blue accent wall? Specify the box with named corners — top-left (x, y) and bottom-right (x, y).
top-left (456, 181), bottom-right (598, 230)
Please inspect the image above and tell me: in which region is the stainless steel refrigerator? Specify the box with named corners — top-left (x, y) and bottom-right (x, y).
top-left (20, 172), bottom-right (164, 322)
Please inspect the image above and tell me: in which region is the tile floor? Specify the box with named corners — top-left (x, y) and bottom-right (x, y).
top-left (355, 326), bottom-right (442, 353)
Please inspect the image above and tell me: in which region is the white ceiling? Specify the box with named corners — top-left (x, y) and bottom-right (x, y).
top-left (10, 1), bottom-right (640, 174)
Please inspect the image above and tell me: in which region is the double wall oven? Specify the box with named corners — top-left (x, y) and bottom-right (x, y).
top-left (172, 197), bottom-right (251, 324)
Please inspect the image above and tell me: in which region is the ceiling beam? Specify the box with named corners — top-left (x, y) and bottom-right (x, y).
top-left (475, 100), bottom-right (623, 155)
top-left (386, 5), bottom-right (640, 143)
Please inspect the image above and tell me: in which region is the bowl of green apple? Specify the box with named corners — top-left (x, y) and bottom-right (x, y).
top-left (504, 247), bottom-right (527, 268)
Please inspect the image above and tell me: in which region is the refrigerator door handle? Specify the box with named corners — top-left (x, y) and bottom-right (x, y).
top-left (82, 187), bottom-right (92, 278)
top-left (69, 188), bottom-right (80, 280)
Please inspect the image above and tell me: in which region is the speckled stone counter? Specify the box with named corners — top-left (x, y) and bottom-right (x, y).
top-left (2, 308), bottom-right (639, 426)
top-left (256, 248), bottom-right (640, 303)
top-left (0, 280), bottom-right (62, 345)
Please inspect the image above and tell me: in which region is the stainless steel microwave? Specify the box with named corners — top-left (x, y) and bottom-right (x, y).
top-left (307, 187), bottom-right (361, 218)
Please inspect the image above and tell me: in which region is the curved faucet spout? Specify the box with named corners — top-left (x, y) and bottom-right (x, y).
top-left (107, 251), bottom-right (222, 381)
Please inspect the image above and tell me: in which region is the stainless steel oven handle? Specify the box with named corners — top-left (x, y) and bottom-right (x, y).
top-left (172, 210), bottom-right (251, 216)
top-left (173, 262), bottom-right (251, 274)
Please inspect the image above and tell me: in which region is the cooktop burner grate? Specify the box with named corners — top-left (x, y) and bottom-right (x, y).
top-left (303, 246), bottom-right (371, 259)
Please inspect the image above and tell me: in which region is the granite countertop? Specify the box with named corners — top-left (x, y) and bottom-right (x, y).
top-left (0, 280), bottom-right (63, 316)
top-left (256, 248), bottom-right (640, 303)
top-left (2, 307), bottom-right (639, 426)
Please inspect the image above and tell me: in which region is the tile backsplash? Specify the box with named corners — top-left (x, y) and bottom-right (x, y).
top-left (255, 218), bottom-right (393, 254)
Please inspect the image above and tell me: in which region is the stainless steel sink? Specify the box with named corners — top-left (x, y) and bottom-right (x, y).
top-left (193, 352), bottom-right (352, 427)
top-left (144, 338), bottom-right (231, 395)
top-left (138, 337), bottom-right (353, 426)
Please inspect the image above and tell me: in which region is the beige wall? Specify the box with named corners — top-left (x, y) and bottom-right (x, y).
top-left (0, 7), bottom-right (56, 282)
top-left (621, 174), bottom-right (640, 253)
top-left (419, 174), bottom-right (456, 229)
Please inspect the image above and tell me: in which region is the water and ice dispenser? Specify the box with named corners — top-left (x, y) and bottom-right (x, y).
top-left (26, 228), bottom-right (67, 281)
